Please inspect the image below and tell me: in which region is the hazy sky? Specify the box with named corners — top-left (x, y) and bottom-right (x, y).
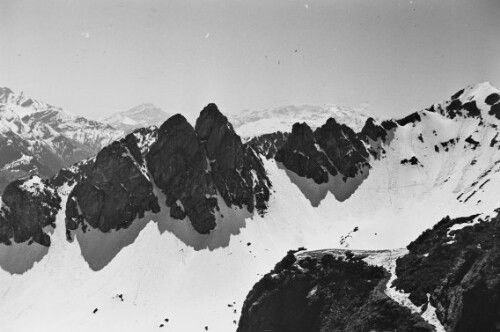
top-left (1, 0), bottom-right (499, 120)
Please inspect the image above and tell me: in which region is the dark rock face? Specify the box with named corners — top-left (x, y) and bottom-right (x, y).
top-left (315, 118), bottom-right (370, 177)
top-left (488, 94), bottom-right (500, 120)
top-left (360, 117), bottom-right (388, 142)
top-left (485, 93), bottom-right (500, 106)
top-left (358, 118), bottom-right (393, 161)
top-left (451, 89), bottom-right (465, 100)
top-left (275, 122), bottom-right (335, 184)
top-left (0, 176), bottom-right (61, 246)
top-left (397, 112), bottom-right (422, 126)
top-left (238, 250), bottom-right (433, 332)
top-left (50, 159), bottom-right (92, 188)
top-left (381, 119), bottom-right (399, 131)
top-left (443, 97), bottom-right (482, 119)
top-left (446, 99), bottom-right (463, 119)
top-left (146, 114), bottom-right (218, 234)
top-left (275, 118), bottom-right (370, 184)
top-left (394, 213), bottom-right (500, 332)
top-left (461, 101), bottom-right (481, 117)
top-left (195, 104), bottom-right (271, 216)
top-left (66, 132), bottom-right (160, 234)
top-left (247, 131), bottom-right (289, 159)
top-left (147, 105), bottom-right (271, 234)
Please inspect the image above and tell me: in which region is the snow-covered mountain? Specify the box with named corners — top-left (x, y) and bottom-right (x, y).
top-left (0, 87), bottom-right (123, 192)
top-left (100, 103), bottom-right (170, 133)
top-left (229, 104), bottom-right (374, 139)
top-left (0, 83), bottom-right (499, 331)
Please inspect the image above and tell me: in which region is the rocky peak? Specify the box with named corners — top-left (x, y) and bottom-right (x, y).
top-left (276, 117), bottom-right (371, 184)
top-left (146, 105), bottom-right (271, 233)
top-left (288, 122), bottom-right (316, 147)
top-left (196, 103), bottom-right (244, 171)
top-left (360, 117), bottom-right (389, 142)
top-left (0, 176), bottom-right (61, 246)
top-left (146, 113), bottom-right (218, 234)
top-left (315, 117), bottom-right (369, 177)
top-left (276, 122), bottom-right (336, 184)
top-left (65, 132), bottom-right (160, 234)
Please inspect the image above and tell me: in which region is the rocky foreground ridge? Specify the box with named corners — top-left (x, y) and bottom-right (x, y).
top-left (237, 212), bottom-right (500, 332)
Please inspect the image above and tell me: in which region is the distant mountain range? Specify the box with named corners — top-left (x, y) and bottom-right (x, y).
top-left (229, 104), bottom-right (374, 139)
top-left (100, 103), bottom-right (170, 133)
top-left (0, 87), bottom-right (123, 192)
top-left (0, 87), bottom-right (377, 193)
top-left (0, 88), bottom-right (178, 193)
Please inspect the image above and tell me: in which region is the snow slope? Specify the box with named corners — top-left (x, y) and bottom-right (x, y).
top-left (0, 83), bottom-right (500, 331)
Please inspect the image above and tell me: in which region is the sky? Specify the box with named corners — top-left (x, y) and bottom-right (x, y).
top-left (0, 0), bottom-right (499, 120)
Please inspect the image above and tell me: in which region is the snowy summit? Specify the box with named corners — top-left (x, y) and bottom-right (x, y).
top-left (101, 103), bottom-right (170, 133)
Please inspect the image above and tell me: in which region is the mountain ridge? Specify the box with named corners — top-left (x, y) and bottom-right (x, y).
top-left (0, 87), bottom-right (124, 192)
top-left (0, 82), bottom-right (500, 331)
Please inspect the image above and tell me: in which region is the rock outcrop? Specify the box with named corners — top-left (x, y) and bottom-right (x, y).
top-left (195, 104), bottom-right (271, 217)
top-left (393, 213), bottom-right (500, 332)
top-left (62, 104), bottom-right (271, 236)
top-left (359, 117), bottom-right (391, 142)
top-left (65, 132), bottom-right (160, 234)
top-left (314, 118), bottom-right (370, 177)
top-left (146, 104), bottom-right (271, 234)
top-left (275, 122), bottom-right (334, 184)
top-left (275, 117), bottom-right (370, 184)
top-left (238, 249), bottom-right (433, 332)
top-left (146, 114), bottom-right (218, 234)
top-left (487, 92), bottom-right (500, 120)
top-left (246, 131), bottom-right (289, 159)
top-left (239, 209), bottom-right (500, 332)
top-left (0, 176), bottom-right (61, 246)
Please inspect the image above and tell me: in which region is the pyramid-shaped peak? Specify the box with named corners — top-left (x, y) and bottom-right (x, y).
top-left (156, 113), bottom-right (194, 136)
top-left (195, 103), bottom-right (237, 140)
top-left (198, 103), bottom-right (226, 123)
